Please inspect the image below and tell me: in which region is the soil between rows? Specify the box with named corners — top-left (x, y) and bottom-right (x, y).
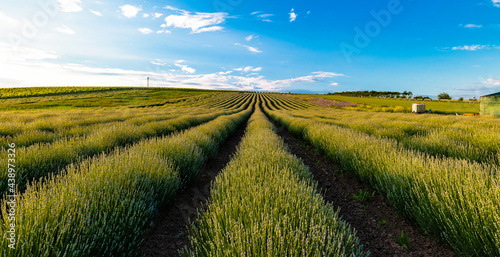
top-left (140, 120), bottom-right (248, 257)
top-left (140, 112), bottom-right (456, 257)
top-left (270, 119), bottom-right (456, 257)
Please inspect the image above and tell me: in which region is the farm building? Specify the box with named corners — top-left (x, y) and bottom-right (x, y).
top-left (480, 92), bottom-right (500, 117)
top-left (412, 103), bottom-right (425, 113)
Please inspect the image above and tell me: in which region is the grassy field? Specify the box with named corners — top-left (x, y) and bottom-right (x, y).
top-left (307, 94), bottom-right (480, 114)
top-left (0, 87), bottom-right (498, 256)
top-left (0, 87), bottom-right (214, 111)
top-left (264, 101), bottom-right (500, 257)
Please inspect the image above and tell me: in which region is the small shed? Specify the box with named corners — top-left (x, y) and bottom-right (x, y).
top-left (480, 92), bottom-right (500, 117)
top-left (412, 103), bottom-right (425, 114)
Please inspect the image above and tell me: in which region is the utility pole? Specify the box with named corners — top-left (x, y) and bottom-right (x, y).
top-left (147, 77), bottom-right (149, 87)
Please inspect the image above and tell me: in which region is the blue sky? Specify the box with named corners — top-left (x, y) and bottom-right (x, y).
top-left (1, 0), bottom-right (500, 98)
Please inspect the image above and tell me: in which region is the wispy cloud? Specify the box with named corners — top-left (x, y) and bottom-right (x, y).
top-left (462, 24), bottom-right (482, 28)
top-left (289, 8), bottom-right (297, 22)
top-left (483, 78), bottom-right (500, 86)
top-left (174, 60), bottom-right (196, 73)
top-left (0, 43), bottom-right (344, 91)
top-left (151, 59), bottom-right (166, 66)
top-left (55, 0), bottom-right (82, 12)
top-left (138, 28), bottom-right (153, 34)
top-left (164, 5), bottom-right (187, 14)
top-left (153, 13), bottom-right (163, 18)
top-left (279, 72), bottom-right (344, 84)
top-left (55, 25), bottom-right (76, 35)
top-left (313, 71), bottom-right (345, 78)
top-left (120, 5), bottom-right (142, 18)
top-left (234, 66), bottom-right (262, 73)
top-left (89, 9), bottom-right (103, 16)
top-left (451, 45), bottom-right (489, 51)
top-left (493, 0), bottom-right (500, 7)
top-left (245, 34), bottom-right (258, 41)
top-left (0, 42), bottom-right (59, 62)
top-left (0, 11), bottom-right (21, 30)
top-left (251, 11), bottom-right (274, 22)
top-left (163, 6), bottom-right (228, 33)
top-left (453, 77), bottom-right (500, 98)
top-left (156, 29), bottom-right (171, 34)
top-left (234, 43), bottom-right (262, 53)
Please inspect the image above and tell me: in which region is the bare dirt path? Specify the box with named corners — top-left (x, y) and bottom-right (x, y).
top-left (140, 120), bottom-right (248, 257)
top-left (271, 119), bottom-right (456, 257)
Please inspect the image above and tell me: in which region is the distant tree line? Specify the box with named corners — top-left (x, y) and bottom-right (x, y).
top-left (328, 90), bottom-right (413, 99)
top-left (327, 90), bottom-right (478, 102)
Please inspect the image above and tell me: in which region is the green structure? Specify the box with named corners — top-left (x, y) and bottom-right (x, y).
top-left (480, 92), bottom-right (500, 117)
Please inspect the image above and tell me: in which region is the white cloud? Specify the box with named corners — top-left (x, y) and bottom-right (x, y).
top-left (138, 28), bottom-right (153, 34)
top-left (278, 72), bottom-right (345, 85)
top-left (163, 10), bottom-right (228, 33)
top-left (174, 61), bottom-right (196, 74)
top-left (330, 82), bottom-right (339, 86)
top-left (493, 0), bottom-right (500, 7)
top-left (251, 11), bottom-right (274, 22)
top-left (245, 34), bottom-right (258, 41)
top-left (56, 0), bottom-right (82, 12)
top-left (312, 71), bottom-right (345, 78)
top-left (55, 25), bottom-right (76, 35)
top-left (153, 13), bottom-right (163, 18)
top-left (151, 59), bottom-right (166, 66)
top-left (156, 29), bottom-right (172, 34)
top-left (176, 64), bottom-right (196, 74)
top-left (483, 78), bottom-right (500, 86)
top-left (120, 5), bottom-right (142, 18)
top-left (234, 43), bottom-right (262, 53)
top-left (0, 42), bottom-right (59, 63)
top-left (0, 11), bottom-right (21, 30)
top-left (164, 5), bottom-right (187, 14)
top-left (259, 14), bottom-right (274, 18)
top-left (0, 43), bottom-right (345, 91)
top-left (89, 9), bottom-right (103, 16)
top-left (194, 26), bottom-right (224, 33)
top-left (234, 66), bottom-right (262, 73)
top-left (451, 45), bottom-right (489, 51)
top-left (453, 77), bottom-right (500, 98)
top-left (289, 8), bottom-right (297, 22)
top-left (143, 13), bottom-right (150, 18)
top-left (462, 24), bottom-right (482, 28)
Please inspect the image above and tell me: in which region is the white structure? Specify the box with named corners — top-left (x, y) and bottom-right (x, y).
top-left (412, 103), bottom-right (425, 113)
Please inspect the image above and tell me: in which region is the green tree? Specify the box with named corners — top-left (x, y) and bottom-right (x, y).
top-left (438, 92), bottom-right (452, 100)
